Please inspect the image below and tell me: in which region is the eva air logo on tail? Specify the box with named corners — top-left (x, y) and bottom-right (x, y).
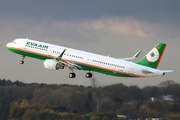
top-left (136, 43), bottom-right (166, 68)
top-left (146, 48), bottom-right (159, 62)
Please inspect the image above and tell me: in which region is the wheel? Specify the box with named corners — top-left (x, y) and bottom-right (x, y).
top-left (85, 72), bottom-right (92, 78)
top-left (20, 56), bottom-right (25, 64)
top-left (69, 73), bottom-right (76, 78)
top-left (20, 60), bottom-right (24, 64)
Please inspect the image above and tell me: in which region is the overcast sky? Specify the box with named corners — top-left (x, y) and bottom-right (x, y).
top-left (0, 0), bottom-right (179, 87)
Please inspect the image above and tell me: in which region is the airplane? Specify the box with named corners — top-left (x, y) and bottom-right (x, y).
top-left (6, 38), bottom-right (173, 78)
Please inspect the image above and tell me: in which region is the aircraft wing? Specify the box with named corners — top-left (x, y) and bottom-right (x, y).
top-left (56, 49), bottom-right (82, 70)
top-left (120, 49), bottom-right (142, 61)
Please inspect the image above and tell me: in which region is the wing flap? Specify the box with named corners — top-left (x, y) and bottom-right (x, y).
top-left (56, 49), bottom-right (82, 70)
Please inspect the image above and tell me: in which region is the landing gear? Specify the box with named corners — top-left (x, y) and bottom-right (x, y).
top-left (68, 69), bottom-right (92, 78)
top-left (20, 60), bottom-right (24, 64)
top-left (69, 72), bottom-right (76, 78)
top-left (85, 72), bottom-right (93, 78)
top-left (20, 56), bottom-right (25, 64)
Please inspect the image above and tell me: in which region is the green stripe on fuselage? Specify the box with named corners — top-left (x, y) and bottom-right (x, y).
top-left (7, 47), bottom-right (52, 60)
top-left (80, 64), bottom-right (135, 77)
top-left (7, 47), bottom-right (136, 78)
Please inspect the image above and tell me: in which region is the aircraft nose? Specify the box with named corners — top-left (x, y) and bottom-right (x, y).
top-left (6, 43), bottom-right (11, 48)
top-left (6, 42), bottom-right (13, 49)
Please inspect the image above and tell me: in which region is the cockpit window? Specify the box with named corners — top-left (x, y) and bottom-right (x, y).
top-left (12, 41), bottom-right (16, 44)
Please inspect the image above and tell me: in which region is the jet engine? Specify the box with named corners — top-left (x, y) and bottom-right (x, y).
top-left (44, 59), bottom-right (64, 70)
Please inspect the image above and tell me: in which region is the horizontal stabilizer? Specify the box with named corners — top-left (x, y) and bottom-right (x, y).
top-left (162, 70), bottom-right (174, 73)
top-left (142, 69), bottom-right (173, 76)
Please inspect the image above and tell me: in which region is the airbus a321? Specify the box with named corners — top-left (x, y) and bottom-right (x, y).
top-left (6, 38), bottom-right (173, 78)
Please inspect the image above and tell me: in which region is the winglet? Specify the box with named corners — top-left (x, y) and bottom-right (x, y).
top-left (59, 49), bottom-right (66, 58)
top-left (56, 49), bottom-right (66, 61)
top-left (120, 49), bottom-right (142, 61)
top-left (133, 49), bottom-right (142, 58)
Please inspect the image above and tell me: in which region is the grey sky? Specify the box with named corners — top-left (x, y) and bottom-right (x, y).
top-left (0, 1), bottom-right (179, 87)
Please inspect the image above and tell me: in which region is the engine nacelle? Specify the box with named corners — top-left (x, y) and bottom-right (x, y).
top-left (44, 59), bottom-right (64, 70)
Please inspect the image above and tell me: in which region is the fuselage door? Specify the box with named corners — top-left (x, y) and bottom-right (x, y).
top-left (48, 47), bottom-right (53, 57)
top-left (17, 40), bottom-right (26, 50)
top-left (86, 57), bottom-right (91, 64)
top-left (129, 64), bottom-right (134, 74)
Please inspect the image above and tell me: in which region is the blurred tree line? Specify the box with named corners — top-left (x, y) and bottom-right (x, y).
top-left (0, 79), bottom-right (180, 120)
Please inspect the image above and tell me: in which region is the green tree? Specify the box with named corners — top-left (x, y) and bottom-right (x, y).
top-left (21, 109), bottom-right (38, 120)
top-left (12, 107), bottom-right (26, 119)
top-left (0, 100), bottom-right (10, 120)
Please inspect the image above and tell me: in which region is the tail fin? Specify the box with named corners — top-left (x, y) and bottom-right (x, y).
top-left (136, 43), bottom-right (166, 69)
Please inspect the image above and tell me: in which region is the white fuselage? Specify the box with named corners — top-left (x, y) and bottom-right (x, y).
top-left (7, 38), bottom-right (165, 77)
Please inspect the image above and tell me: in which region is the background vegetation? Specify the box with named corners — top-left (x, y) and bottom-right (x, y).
top-left (0, 79), bottom-right (180, 120)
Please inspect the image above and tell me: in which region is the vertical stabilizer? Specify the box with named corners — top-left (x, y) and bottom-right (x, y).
top-left (136, 43), bottom-right (166, 69)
